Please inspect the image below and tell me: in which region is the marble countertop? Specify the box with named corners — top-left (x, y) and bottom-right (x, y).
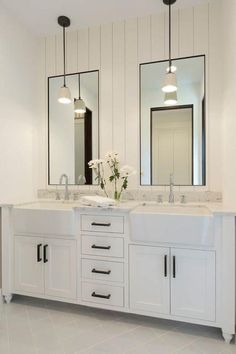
top-left (2, 199), bottom-right (236, 216)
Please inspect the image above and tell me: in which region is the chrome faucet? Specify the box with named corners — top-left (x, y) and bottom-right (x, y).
top-left (169, 173), bottom-right (174, 204)
top-left (59, 174), bottom-right (69, 201)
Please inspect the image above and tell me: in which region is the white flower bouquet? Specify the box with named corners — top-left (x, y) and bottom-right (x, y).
top-left (88, 152), bottom-right (136, 201)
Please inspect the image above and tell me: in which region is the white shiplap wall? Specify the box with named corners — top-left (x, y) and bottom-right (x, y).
top-left (40, 1), bottom-right (222, 191)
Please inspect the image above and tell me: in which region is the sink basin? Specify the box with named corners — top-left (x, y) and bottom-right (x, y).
top-left (15, 201), bottom-right (75, 210)
top-left (130, 203), bottom-right (213, 246)
top-left (13, 201), bottom-right (75, 236)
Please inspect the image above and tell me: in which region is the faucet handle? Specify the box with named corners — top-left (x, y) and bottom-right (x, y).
top-left (73, 192), bottom-right (79, 201)
top-left (56, 192), bottom-right (61, 200)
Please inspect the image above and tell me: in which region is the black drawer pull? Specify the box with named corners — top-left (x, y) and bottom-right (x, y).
top-left (92, 268), bottom-right (111, 275)
top-left (43, 244), bottom-right (48, 263)
top-left (164, 255), bottom-right (167, 277)
top-left (173, 255), bottom-right (176, 278)
top-left (37, 244), bottom-right (42, 262)
top-left (91, 244), bottom-right (111, 250)
top-left (91, 222), bottom-right (111, 227)
top-left (91, 291), bottom-right (111, 300)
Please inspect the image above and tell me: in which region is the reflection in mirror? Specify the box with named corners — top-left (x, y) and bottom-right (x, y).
top-left (140, 55), bottom-right (205, 186)
top-left (48, 70), bottom-right (99, 185)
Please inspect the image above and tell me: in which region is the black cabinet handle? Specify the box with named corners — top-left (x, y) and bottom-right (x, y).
top-left (173, 256), bottom-right (176, 278)
top-left (91, 291), bottom-right (111, 299)
top-left (91, 244), bottom-right (111, 250)
top-left (37, 244), bottom-right (42, 262)
top-left (164, 255), bottom-right (167, 277)
top-left (91, 222), bottom-right (111, 227)
top-left (92, 268), bottom-right (111, 275)
top-left (43, 245), bottom-right (48, 263)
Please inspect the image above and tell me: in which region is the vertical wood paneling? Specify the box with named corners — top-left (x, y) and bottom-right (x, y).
top-left (113, 22), bottom-right (126, 163)
top-left (151, 13), bottom-right (165, 62)
top-left (66, 31), bottom-right (78, 73)
top-left (165, 9), bottom-right (179, 59)
top-left (179, 7), bottom-right (194, 57)
top-left (194, 3), bottom-right (209, 55)
top-left (208, 1), bottom-right (221, 191)
top-left (44, 4), bottom-right (216, 190)
top-left (45, 36), bottom-right (56, 76)
top-left (100, 23), bottom-right (113, 156)
top-left (77, 28), bottom-right (89, 72)
top-left (138, 16), bottom-right (151, 63)
top-left (55, 33), bottom-right (63, 75)
top-left (125, 18), bottom-right (139, 186)
top-left (89, 26), bottom-right (101, 70)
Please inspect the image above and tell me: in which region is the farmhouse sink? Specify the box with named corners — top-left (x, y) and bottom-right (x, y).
top-left (15, 200), bottom-right (75, 210)
top-left (13, 201), bottom-right (75, 236)
top-left (130, 203), bottom-right (213, 246)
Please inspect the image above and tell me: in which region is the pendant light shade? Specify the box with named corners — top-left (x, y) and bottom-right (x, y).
top-left (74, 73), bottom-right (86, 114)
top-left (74, 97), bottom-right (86, 113)
top-left (57, 16), bottom-right (72, 104)
top-left (58, 86), bottom-right (71, 104)
top-left (164, 91), bottom-right (178, 105)
top-left (162, 0), bottom-right (178, 94)
top-left (162, 72), bottom-right (177, 93)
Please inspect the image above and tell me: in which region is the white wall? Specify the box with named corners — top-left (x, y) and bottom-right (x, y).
top-left (222, 0), bottom-right (236, 206)
top-left (40, 0), bottom-right (222, 192)
top-left (0, 5), bottom-right (41, 202)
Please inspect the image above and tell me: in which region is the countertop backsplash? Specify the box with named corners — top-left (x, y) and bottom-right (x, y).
top-left (38, 188), bottom-right (222, 203)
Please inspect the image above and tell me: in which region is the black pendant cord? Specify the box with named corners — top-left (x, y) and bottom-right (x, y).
top-left (78, 74), bottom-right (81, 99)
top-left (63, 26), bottom-right (66, 87)
top-left (169, 1), bottom-right (172, 72)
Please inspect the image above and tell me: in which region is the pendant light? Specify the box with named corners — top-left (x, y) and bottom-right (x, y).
top-left (162, 0), bottom-right (178, 93)
top-left (74, 73), bottom-right (86, 114)
top-left (57, 16), bottom-right (72, 104)
top-left (164, 91), bottom-right (178, 105)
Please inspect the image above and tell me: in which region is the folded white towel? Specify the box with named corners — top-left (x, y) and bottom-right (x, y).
top-left (80, 195), bottom-right (116, 207)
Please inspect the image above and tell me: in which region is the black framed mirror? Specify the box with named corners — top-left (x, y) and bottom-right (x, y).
top-left (140, 55), bottom-right (206, 186)
top-left (48, 70), bottom-right (99, 185)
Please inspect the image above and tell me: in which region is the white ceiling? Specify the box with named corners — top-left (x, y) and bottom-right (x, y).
top-left (0, 0), bottom-right (209, 37)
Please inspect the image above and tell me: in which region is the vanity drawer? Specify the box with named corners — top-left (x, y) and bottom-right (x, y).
top-left (82, 235), bottom-right (124, 258)
top-left (81, 215), bottom-right (124, 234)
top-left (82, 282), bottom-right (124, 307)
top-left (82, 259), bottom-right (124, 283)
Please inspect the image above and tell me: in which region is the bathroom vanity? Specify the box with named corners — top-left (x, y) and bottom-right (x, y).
top-left (1, 201), bottom-right (235, 343)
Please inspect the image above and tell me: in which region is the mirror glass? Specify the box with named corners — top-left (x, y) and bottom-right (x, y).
top-left (140, 55), bottom-right (205, 186)
top-left (48, 70), bottom-right (99, 185)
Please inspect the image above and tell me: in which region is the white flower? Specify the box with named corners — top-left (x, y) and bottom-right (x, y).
top-left (105, 151), bottom-right (119, 163)
top-left (88, 159), bottom-right (104, 169)
top-left (120, 165), bottom-right (136, 177)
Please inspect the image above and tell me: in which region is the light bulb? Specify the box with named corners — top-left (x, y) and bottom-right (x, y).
top-left (58, 86), bottom-right (72, 104)
top-left (162, 72), bottom-right (177, 93)
top-left (164, 91), bottom-right (178, 105)
top-left (166, 65), bottom-right (177, 73)
top-left (74, 97), bottom-right (86, 113)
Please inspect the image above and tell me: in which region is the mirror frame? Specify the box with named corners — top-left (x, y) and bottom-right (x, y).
top-left (47, 69), bottom-right (100, 186)
top-left (139, 54), bottom-right (206, 186)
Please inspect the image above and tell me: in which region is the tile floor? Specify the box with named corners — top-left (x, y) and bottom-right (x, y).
top-left (0, 295), bottom-right (235, 354)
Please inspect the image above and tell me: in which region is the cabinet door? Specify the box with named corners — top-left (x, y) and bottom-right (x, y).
top-left (171, 248), bottom-right (215, 321)
top-left (14, 236), bottom-right (44, 294)
top-left (44, 239), bottom-right (76, 299)
top-left (129, 245), bottom-right (170, 314)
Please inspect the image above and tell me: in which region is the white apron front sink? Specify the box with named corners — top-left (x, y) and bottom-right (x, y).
top-left (130, 204), bottom-right (213, 246)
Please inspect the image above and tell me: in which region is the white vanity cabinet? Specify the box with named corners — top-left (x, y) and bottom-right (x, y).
top-left (80, 213), bottom-right (125, 308)
top-left (129, 245), bottom-right (215, 322)
top-left (14, 235), bottom-right (76, 300)
top-left (14, 236), bottom-right (44, 295)
top-left (129, 245), bottom-right (170, 314)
